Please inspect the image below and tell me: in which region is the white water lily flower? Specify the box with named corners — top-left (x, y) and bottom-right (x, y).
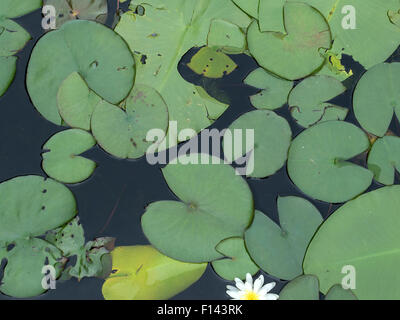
top-left (226, 273), bottom-right (279, 300)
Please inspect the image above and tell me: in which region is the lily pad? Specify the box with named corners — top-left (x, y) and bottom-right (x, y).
top-left (0, 238), bottom-right (63, 298)
top-left (0, 175), bottom-right (77, 242)
top-left (288, 75), bottom-right (347, 128)
top-left (0, 56), bottom-right (16, 96)
top-left (27, 20), bottom-right (135, 125)
top-left (102, 245), bottom-right (207, 300)
top-left (115, 0), bottom-right (250, 147)
top-left (42, 129), bottom-right (97, 184)
top-left (91, 84), bottom-right (169, 159)
top-left (245, 197), bottom-right (322, 280)
top-left (0, 0), bottom-right (42, 18)
top-left (231, 0), bottom-right (259, 18)
top-left (304, 185), bottom-right (400, 299)
top-left (207, 19), bottom-right (246, 54)
top-left (141, 154), bottom-right (254, 263)
top-left (279, 275), bottom-right (320, 300)
top-left (247, 2), bottom-right (331, 80)
top-left (244, 68), bottom-right (293, 110)
top-left (367, 136), bottom-right (400, 185)
top-left (258, 0), bottom-right (285, 33)
top-left (353, 63), bottom-right (400, 137)
top-left (57, 72), bottom-right (102, 131)
top-left (211, 237), bottom-right (259, 281)
top-left (325, 284), bottom-right (358, 300)
top-left (223, 110), bottom-right (292, 178)
top-left (287, 121), bottom-right (373, 203)
top-left (43, 0), bottom-right (108, 28)
top-left (187, 47), bottom-right (237, 79)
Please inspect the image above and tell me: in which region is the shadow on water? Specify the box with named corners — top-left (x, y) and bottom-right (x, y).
top-left (0, 0), bottom-right (400, 300)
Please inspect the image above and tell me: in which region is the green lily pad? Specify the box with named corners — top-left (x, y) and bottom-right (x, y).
top-left (304, 185), bottom-right (400, 299)
top-left (207, 19), bottom-right (246, 54)
top-left (231, 0), bottom-right (259, 18)
top-left (367, 136), bottom-right (400, 185)
top-left (353, 63), bottom-right (400, 137)
top-left (141, 154), bottom-right (254, 263)
top-left (247, 2), bottom-right (331, 80)
top-left (91, 84), bottom-right (169, 159)
top-left (187, 47), bottom-right (237, 79)
top-left (42, 129), bottom-right (97, 184)
top-left (0, 0), bottom-right (42, 18)
top-left (57, 72), bottom-right (102, 131)
top-left (288, 75), bottom-right (347, 128)
top-left (115, 0), bottom-right (250, 147)
top-left (244, 68), bottom-right (293, 110)
top-left (27, 20), bottom-right (135, 125)
top-left (245, 197), bottom-right (322, 280)
top-left (211, 237), bottom-right (259, 281)
top-left (43, 0), bottom-right (108, 28)
top-left (279, 275), bottom-right (320, 300)
top-left (287, 121), bottom-right (373, 203)
top-left (258, 0), bottom-right (285, 33)
top-left (0, 238), bottom-right (63, 298)
top-left (223, 110), bottom-right (292, 178)
top-left (102, 245), bottom-right (207, 300)
top-left (0, 56), bottom-right (16, 96)
top-left (0, 175), bottom-right (77, 242)
top-left (325, 284), bottom-right (358, 300)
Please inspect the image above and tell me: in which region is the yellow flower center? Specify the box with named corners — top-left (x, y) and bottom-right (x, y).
top-left (242, 290), bottom-right (260, 300)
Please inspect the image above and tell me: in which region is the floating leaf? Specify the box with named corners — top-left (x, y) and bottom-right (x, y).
top-left (245, 197), bottom-right (322, 280)
top-left (0, 175), bottom-right (77, 242)
top-left (258, 0), bottom-right (285, 33)
top-left (91, 84), bottom-right (169, 159)
top-left (207, 19), bottom-right (246, 54)
top-left (231, 0), bottom-right (259, 18)
top-left (325, 284), bottom-right (357, 300)
top-left (102, 245), bottom-right (207, 300)
top-left (244, 68), bottom-right (293, 110)
top-left (279, 275), bottom-right (320, 300)
top-left (288, 75), bottom-right (347, 128)
top-left (247, 2), bottom-right (331, 80)
top-left (42, 129), bottom-right (97, 184)
top-left (287, 121), bottom-right (373, 203)
top-left (353, 63), bottom-right (400, 137)
top-left (304, 185), bottom-right (400, 299)
top-left (0, 0), bottom-right (42, 18)
top-left (223, 110), bottom-right (291, 178)
top-left (27, 20), bottom-right (135, 125)
top-left (0, 238), bottom-right (63, 298)
top-left (115, 0), bottom-right (250, 147)
top-left (367, 136), bottom-right (400, 185)
top-left (187, 47), bottom-right (237, 78)
top-left (57, 72), bottom-right (101, 131)
top-left (43, 0), bottom-right (108, 28)
top-left (141, 154), bottom-right (254, 263)
top-left (0, 56), bottom-right (16, 96)
top-left (211, 237), bottom-right (259, 281)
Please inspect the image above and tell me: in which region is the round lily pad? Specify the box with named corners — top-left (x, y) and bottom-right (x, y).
top-left (367, 136), bottom-right (400, 185)
top-left (287, 121), bottom-right (373, 203)
top-left (141, 154), bottom-right (254, 263)
top-left (353, 63), bottom-right (400, 137)
top-left (27, 20), bottom-right (135, 125)
top-left (42, 129), bottom-right (97, 184)
top-left (247, 2), bottom-right (331, 80)
top-left (244, 68), bottom-right (293, 110)
top-left (57, 72), bottom-right (102, 131)
top-left (0, 175), bottom-right (77, 242)
top-left (304, 185), bottom-right (400, 299)
top-left (258, 0), bottom-right (286, 33)
top-left (43, 0), bottom-right (108, 28)
top-left (0, 0), bottom-right (42, 18)
top-left (324, 285), bottom-right (357, 300)
top-left (245, 197), bottom-right (322, 280)
top-left (288, 75), bottom-right (347, 128)
top-left (231, 0), bottom-right (259, 18)
top-left (0, 56), bottom-right (16, 96)
top-left (0, 238), bottom-right (63, 298)
top-left (211, 237), bottom-right (259, 281)
top-left (102, 245), bottom-right (207, 300)
top-left (279, 275), bottom-right (319, 300)
top-left (91, 84), bottom-right (169, 159)
top-left (207, 19), bottom-right (246, 54)
top-left (223, 110), bottom-right (292, 178)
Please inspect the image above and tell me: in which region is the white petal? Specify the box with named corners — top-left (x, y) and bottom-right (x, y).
top-left (261, 293), bottom-right (279, 300)
top-left (226, 285), bottom-right (239, 292)
top-left (253, 275), bottom-right (264, 293)
top-left (227, 290), bottom-right (243, 299)
top-left (245, 273), bottom-right (253, 291)
top-left (258, 282), bottom-right (276, 296)
top-left (234, 278), bottom-right (246, 291)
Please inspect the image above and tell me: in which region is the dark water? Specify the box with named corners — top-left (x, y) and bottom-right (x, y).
top-left (1, 1), bottom-right (400, 300)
